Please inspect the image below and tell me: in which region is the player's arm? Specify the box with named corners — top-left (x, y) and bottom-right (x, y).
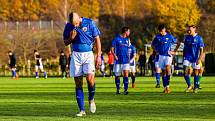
top-left (130, 47), bottom-right (136, 63)
top-left (197, 37), bottom-right (205, 65)
top-left (151, 45), bottom-right (158, 55)
top-left (95, 36), bottom-right (102, 69)
top-left (111, 38), bottom-right (118, 60)
top-left (111, 47), bottom-right (118, 60)
top-left (197, 47), bottom-right (204, 65)
top-left (151, 38), bottom-right (158, 55)
top-left (130, 54), bottom-right (136, 63)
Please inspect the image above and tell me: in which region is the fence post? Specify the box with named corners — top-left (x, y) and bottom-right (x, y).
top-left (4, 21), bottom-right (7, 32)
top-left (28, 20), bottom-right (31, 29)
top-left (51, 20), bottom-right (54, 32)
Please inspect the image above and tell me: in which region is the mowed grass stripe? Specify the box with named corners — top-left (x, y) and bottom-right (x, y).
top-left (0, 77), bottom-right (214, 121)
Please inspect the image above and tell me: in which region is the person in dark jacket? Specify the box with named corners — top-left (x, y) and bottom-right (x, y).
top-left (8, 51), bottom-right (18, 79)
top-left (59, 51), bottom-right (68, 79)
top-left (148, 51), bottom-right (156, 77)
top-left (138, 51), bottom-right (146, 76)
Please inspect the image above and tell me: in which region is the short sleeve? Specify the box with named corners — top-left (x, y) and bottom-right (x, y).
top-left (198, 36), bottom-right (204, 48)
top-left (170, 34), bottom-right (177, 43)
top-left (152, 37), bottom-right (157, 47)
top-left (112, 37), bottom-right (117, 48)
top-left (91, 20), bottom-right (101, 38)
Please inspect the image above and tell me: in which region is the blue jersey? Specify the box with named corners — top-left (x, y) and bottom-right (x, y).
top-left (129, 45), bottom-right (136, 66)
top-left (152, 33), bottom-right (177, 56)
top-left (112, 35), bottom-right (130, 64)
top-left (63, 18), bottom-right (101, 52)
top-left (183, 34), bottom-right (204, 63)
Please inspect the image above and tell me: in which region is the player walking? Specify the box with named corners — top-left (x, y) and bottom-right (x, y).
top-left (63, 12), bottom-right (101, 116)
top-left (183, 25), bottom-right (204, 93)
top-left (111, 27), bottom-right (131, 95)
top-left (151, 24), bottom-right (178, 93)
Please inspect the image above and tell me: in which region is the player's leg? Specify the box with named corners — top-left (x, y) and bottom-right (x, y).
top-left (70, 52), bottom-right (86, 116)
top-left (114, 64), bottom-right (121, 94)
top-left (110, 64), bottom-right (113, 77)
top-left (39, 65), bottom-right (47, 78)
top-left (131, 72), bottom-right (136, 88)
top-left (83, 51), bottom-right (96, 113)
top-left (123, 69), bottom-right (129, 95)
top-left (184, 66), bottom-right (193, 92)
top-left (130, 66), bottom-right (136, 88)
top-left (158, 56), bottom-right (166, 89)
top-left (62, 65), bottom-right (66, 79)
top-left (193, 63), bottom-right (200, 93)
top-left (86, 74), bottom-right (96, 113)
top-left (166, 56), bottom-right (172, 87)
top-left (197, 66), bottom-right (203, 89)
top-left (115, 74), bottom-right (121, 94)
top-left (155, 55), bottom-right (161, 88)
top-left (155, 61), bottom-right (161, 88)
top-left (183, 60), bottom-right (192, 92)
top-left (11, 64), bottom-right (16, 78)
top-left (75, 76), bottom-right (86, 116)
top-left (193, 69), bottom-right (199, 93)
top-left (165, 64), bottom-right (171, 93)
top-left (11, 68), bottom-right (15, 78)
top-left (162, 56), bottom-right (172, 93)
top-left (35, 65), bottom-right (39, 78)
top-left (161, 69), bottom-right (167, 92)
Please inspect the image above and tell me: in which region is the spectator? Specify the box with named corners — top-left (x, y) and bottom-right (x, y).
top-left (100, 52), bottom-right (105, 77)
top-left (59, 51), bottom-right (68, 79)
top-left (148, 51), bottom-right (156, 76)
top-left (108, 50), bottom-right (114, 77)
top-left (138, 51), bottom-right (146, 76)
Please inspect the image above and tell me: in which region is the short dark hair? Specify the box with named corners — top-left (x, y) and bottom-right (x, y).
top-left (34, 50), bottom-right (37, 53)
top-left (121, 27), bottom-right (130, 34)
top-left (8, 50), bottom-right (12, 53)
top-left (158, 24), bottom-right (166, 31)
top-left (68, 12), bottom-right (74, 23)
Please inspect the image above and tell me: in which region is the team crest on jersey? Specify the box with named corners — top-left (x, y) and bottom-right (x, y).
top-left (166, 38), bottom-right (169, 40)
top-left (194, 39), bottom-right (197, 42)
top-left (82, 27), bottom-right (87, 32)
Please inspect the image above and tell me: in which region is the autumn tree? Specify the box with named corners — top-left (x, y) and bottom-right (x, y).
top-left (9, 0), bottom-right (24, 21)
top-left (0, 0), bottom-right (10, 21)
top-left (152, 0), bottom-right (201, 38)
top-left (22, 0), bottom-right (41, 21)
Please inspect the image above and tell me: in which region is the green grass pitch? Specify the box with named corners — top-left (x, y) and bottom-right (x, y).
top-left (0, 76), bottom-right (214, 121)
